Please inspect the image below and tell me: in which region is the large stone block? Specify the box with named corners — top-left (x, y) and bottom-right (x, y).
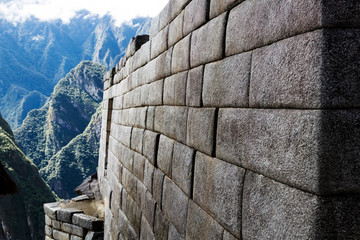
top-left (144, 160), bottom-right (155, 193)
top-left (153, 168), bottom-right (165, 206)
top-left (190, 13), bottom-right (226, 68)
top-left (142, 191), bottom-right (156, 229)
top-left (151, 26), bottom-right (169, 59)
top-left (203, 52), bottom-right (251, 107)
top-left (62, 223), bottom-right (86, 237)
top-left (186, 108), bottom-right (216, 156)
top-left (172, 142), bottom-right (194, 197)
top-left (122, 167), bottom-right (138, 201)
top-left (186, 65), bottom-right (203, 107)
top-left (111, 124), bottom-right (132, 148)
top-left (45, 225), bottom-right (52, 237)
top-left (183, 0), bottom-right (208, 36)
top-left (163, 71), bottom-right (187, 106)
top-left (142, 130), bottom-right (160, 165)
top-left (162, 177), bottom-right (189, 237)
top-left (172, 35), bottom-right (191, 74)
top-left (146, 107), bottom-right (156, 130)
top-left (72, 214), bottom-right (104, 231)
top-left (121, 190), bottom-right (142, 237)
top-left (141, 80), bottom-right (163, 106)
top-left (131, 128), bottom-right (144, 154)
top-left (193, 152), bottom-right (244, 238)
top-left (133, 152), bottom-right (146, 182)
top-left (154, 208), bottom-right (169, 240)
top-left (168, 11), bottom-right (184, 47)
top-left (140, 216), bottom-right (155, 240)
top-left (57, 208), bottom-right (84, 223)
top-left (168, 224), bottom-right (184, 240)
top-left (157, 135), bottom-right (175, 177)
top-left (53, 230), bottom-right (70, 240)
top-left (44, 202), bottom-right (61, 219)
top-left (132, 41), bottom-right (151, 71)
top-left (209, 0), bottom-right (242, 19)
top-left (186, 201), bottom-right (224, 240)
top-left (150, 15), bottom-right (160, 39)
top-left (145, 48), bottom-right (173, 84)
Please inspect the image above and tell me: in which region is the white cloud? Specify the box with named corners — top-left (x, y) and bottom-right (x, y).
top-left (0, 0), bottom-right (168, 24)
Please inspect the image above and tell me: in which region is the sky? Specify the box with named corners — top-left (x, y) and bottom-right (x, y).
top-left (0, 0), bottom-right (168, 25)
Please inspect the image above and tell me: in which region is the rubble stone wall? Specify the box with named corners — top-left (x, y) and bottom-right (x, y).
top-left (98, 0), bottom-right (360, 239)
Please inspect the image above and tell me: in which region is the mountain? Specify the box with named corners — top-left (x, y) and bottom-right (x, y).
top-left (14, 61), bottom-right (106, 169)
top-left (0, 112), bottom-right (57, 240)
top-left (40, 106), bottom-right (102, 199)
top-left (0, 13), bottom-right (151, 129)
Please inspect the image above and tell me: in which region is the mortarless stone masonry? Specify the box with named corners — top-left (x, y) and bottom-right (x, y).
top-left (44, 0), bottom-right (360, 239)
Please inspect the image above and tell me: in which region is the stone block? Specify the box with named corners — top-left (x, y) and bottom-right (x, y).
top-left (164, 71), bottom-right (187, 106)
top-left (146, 80), bottom-right (163, 106)
top-left (133, 41), bottom-right (151, 70)
top-left (111, 124), bottom-right (132, 148)
top-left (183, 0), bottom-right (208, 36)
top-left (45, 214), bottom-right (52, 226)
top-left (168, 11), bottom-right (184, 47)
top-left (70, 235), bottom-right (82, 240)
top-left (53, 230), bottom-right (70, 240)
top-left (122, 167), bottom-right (138, 200)
top-left (193, 152), bottom-right (244, 238)
top-left (172, 34), bottom-right (191, 74)
top-left (223, 231), bottom-right (238, 240)
top-left (144, 160), bottom-right (155, 193)
top-left (146, 107), bottom-right (155, 130)
top-left (168, 224), bottom-right (184, 240)
top-left (131, 128), bottom-right (144, 154)
top-left (162, 177), bottom-right (189, 237)
top-left (62, 223), bottom-right (86, 237)
top-left (154, 208), bottom-right (169, 240)
top-left (72, 214), bottom-right (103, 231)
top-left (186, 201), bottom-right (224, 240)
top-left (190, 13), bottom-right (226, 68)
top-left (159, 3), bottom-right (170, 31)
top-left (153, 168), bottom-right (165, 206)
top-left (113, 96), bottom-right (123, 110)
top-left (57, 208), bottom-right (84, 223)
top-left (157, 135), bottom-right (175, 177)
top-left (133, 152), bottom-right (146, 181)
top-left (142, 130), bottom-right (160, 165)
top-left (142, 191), bottom-right (156, 229)
top-left (45, 225), bottom-right (53, 237)
top-left (186, 65), bottom-right (203, 107)
top-left (203, 52), bottom-right (251, 107)
top-left (209, 0), bottom-right (242, 19)
top-left (44, 202), bottom-right (61, 219)
top-left (150, 15), bottom-right (160, 39)
top-left (172, 142), bottom-right (194, 197)
top-left (186, 108), bottom-right (216, 156)
top-left (121, 190), bottom-right (142, 237)
top-left (45, 236), bottom-right (54, 240)
top-left (84, 231), bottom-right (104, 240)
top-left (145, 48), bottom-right (173, 84)
top-left (52, 220), bottom-right (62, 230)
top-left (151, 26), bottom-right (169, 59)
top-left (140, 216), bottom-right (155, 240)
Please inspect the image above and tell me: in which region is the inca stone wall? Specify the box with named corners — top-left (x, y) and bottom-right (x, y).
top-left (98, 0), bottom-right (360, 239)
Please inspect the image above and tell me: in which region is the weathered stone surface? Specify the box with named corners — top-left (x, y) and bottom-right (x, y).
top-left (140, 216), bottom-right (155, 240)
top-left (133, 41), bottom-right (151, 71)
top-left (62, 223), bottom-right (86, 237)
top-left (186, 108), bottom-right (216, 156)
top-left (118, 209), bottom-right (138, 240)
top-left (209, 0), bottom-right (242, 19)
top-left (159, 3), bottom-right (170, 31)
top-left (164, 71), bottom-right (187, 106)
top-left (150, 15), bottom-right (160, 39)
top-left (45, 225), bottom-right (53, 237)
top-left (183, 0), bottom-right (208, 36)
top-left (52, 220), bottom-right (62, 230)
top-left (131, 128), bottom-right (144, 153)
top-left (142, 130), bottom-right (160, 165)
top-left (141, 80), bottom-right (163, 106)
top-left (154, 207), bottom-right (169, 240)
top-left (203, 52), bottom-right (251, 107)
top-left (133, 152), bottom-right (146, 181)
top-left (122, 167), bottom-right (138, 200)
top-left (190, 13), bottom-right (226, 68)
top-left (186, 201), bottom-right (224, 240)
top-left (162, 177), bottom-right (188, 237)
top-left (172, 35), bottom-right (191, 74)
top-left (72, 214), bottom-right (103, 231)
top-left (168, 224), bottom-right (184, 240)
top-left (53, 230), bottom-right (70, 240)
top-left (153, 168), bottom-right (165, 206)
top-left (145, 48), bottom-right (173, 84)
top-left (45, 236), bottom-right (54, 240)
top-left (223, 231), bottom-right (238, 240)
top-left (151, 26), bottom-right (169, 59)
top-left (121, 190), bottom-right (142, 237)
top-left (45, 214), bottom-right (52, 226)
top-left (157, 135), bottom-right (175, 177)
top-left (146, 107), bottom-right (156, 130)
top-left (70, 235), bottom-right (83, 240)
top-left (193, 152), bottom-right (244, 238)
top-left (144, 160), bottom-right (155, 193)
top-left (44, 202), bottom-right (61, 219)
top-left (111, 124), bottom-right (132, 148)
top-left (57, 208), bottom-right (84, 223)
top-left (225, 0), bottom-right (322, 56)
top-left (172, 142), bottom-right (194, 197)
top-left (168, 11), bottom-right (184, 47)
top-left (186, 65), bottom-right (203, 107)
top-left (142, 191), bottom-right (156, 229)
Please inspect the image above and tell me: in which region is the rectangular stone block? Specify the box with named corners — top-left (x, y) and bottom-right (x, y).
top-left (133, 41), bottom-right (151, 71)
top-left (203, 52), bottom-right (251, 107)
top-left (157, 135), bottom-right (175, 177)
top-left (145, 48), bottom-right (173, 84)
top-left (164, 71), bottom-right (187, 106)
top-left (186, 201), bottom-right (224, 240)
top-left (168, 224), bottom-right (184, 240)
top-left (151, 26), bottom-right (169, 59)
top-left (111, 123), bottom-right (132, 148)
top-left (142, 130), bottom-right (160, 165)
top-left (45, 225), bottom-right (53, 237)
top-left (122, 167), bottom-right (138, 200)
top-left (159, 3), bottom-right (170, 31)
top-left (183, 0), bottom-right (208, 36)
top-left (186, 108), bottom-right (216, 156)
top-left (146, 106), bottom-right (155, 130)
top-left (172, 142), bottom-right (194, 197)
top-left (113, 96), bottom-right (123, 110)
top-left (186, 65), bottom-right (203, 107)
top-left (140, 216), bottom-right (155, 240)
top-left (131, 128), bottom-right (144, 154)
top-left (168, 11), bottom-right (184, 47)
top-left (133, 152), bottom-right (146, 181)
top-left (190, 12), bottom-right (226, 68)
top-left (70, 235), bottom-right (82, 240)
top-left (162, 177), bottom-right (189, 237)
top-left (62, 223), bottom-right (86, 237)
top-left (144, 160), bottom-right (155, 193)
top-left (44, 202), bottom-right (61, 219)
top-left (45, 214), bottom-right (52, 226)
top-left (143, 80), bottom-right (163, 106)
top-left (52, 220), bottom-right (62, 230)
top-left (153, 168), bottom-right (165, 207)
top-left (45, 236), bottom-right (54, 240)
top-left (72, 214), bottom-right (103, 231)
top-left (135, 180), bottom-right (146, 209)
top-left (172, 34), bottom-right (190, 74)
top-left (154, 208), bottom-right (169, 240)
top-left (209, 0), bottom-right (242, 19)
top-left (142, 191), bottom-right (156, 229)
top-left (150, 14), bottom-right (160, 39)
top-left (57, 208), bottom-right (84, 223)
top-left (52, 230), bottom-right (70, 240)
top-left (121, 190), bottom-right (142, 236)
top-left (193, 152), bottom-right (244, 238)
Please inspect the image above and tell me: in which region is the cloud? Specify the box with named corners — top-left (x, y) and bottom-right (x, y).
top-left (0, 0), bottom-right (168, 24)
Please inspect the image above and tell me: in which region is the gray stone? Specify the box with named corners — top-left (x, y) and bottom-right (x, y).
top-left (44, 202), bottom-right (61, 219)
top-left (172, 142), bottom-right (194, 197)
top-left (72, 214), bottom-right (104, 231)
top-left (154, 207), bottom-right (169, 240)
top-left (149, 15), bottom-right (160, 39)
top-left (135, 180), bottom-right (146, 208)
top-left (70, 235), bottom-right (83, 240)
top-left (71, 195), bottom-right (90, 202)
top-left (151, 26), bottom-right (169, 59)
top-left (157, 135), bottom-right (175, 177)
top-left (186, 108), bottom-right (216, 156)
top-left (140, 216), bottom-right (155, 240)
top-left (186, 65), bottom-right (203, 107)
top-left (45, 214), bottom-right (52, 226)
top-left (131, 128), bottom-right (144, 154)
top-left (146, 107), bottom-right (156, 130)
top-left (133, 41), bottom-right (151, 71)
top-left (142, 130), bottom-right (160, 165)
top-left (62, 223), bottom-right (86, 237)
top-left (121, 190), bottom-right (142, 237)
top-left (209, 0), bottom-right (242, 19)
top-left (85, 231), bottom-right (104, 240)
top-left (159, 3), bottom-right (170, 31)
top-left (45, 225), bottom-right (53, 237)
top-left (183, 0), bottom-right (208, 36)
top-left (223, 231), bottom-right (238, 240)
top-left (133, 152), bottom-right (146, 181)
top-left (203, 52), bottom-right (251, 107)
top-left (145, 80), bottom-right (163, 106)
top-left (145, 48), bottom-right (173, 84)
top-left (171, 34), bottom-right (190, 74)
top-left (164, 71), bottom-right (187, 106)
top-left (52, 220), bottom-right (62, 230)
top-left (193, 152), bottom-right (244, 238)
top-left (53, 230), bottom-right (70, 240)
top-left (45, 236), bottom-right (54, 240)
top-left (153, 168), bottom-right (165, 206)
top-left (144, 160), bottom-right (155, 193)
top-left (186, 201), bottom-right (224, 240)
top-left (190, 13), bottom-right (226, 68)
top-left (57, 208), bottom-right (84, 223)
top-left (111, 124), bottom-right (132, 148)
top-left (122, 167), bottom-right (138, 200)
top-left (162, 177), bottom-right (188, 237)
top-left (168, 11), bottom-right (184, 47)
top-left (142, 191), bottom-right (156, 229)
top-left (168, 224), bottom-right (184, 240)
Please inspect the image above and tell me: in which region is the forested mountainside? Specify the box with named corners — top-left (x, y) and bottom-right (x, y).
top-left (0, 112), bottom-right (57, 240)
top-left (0, 13), bottom-right (150, 129)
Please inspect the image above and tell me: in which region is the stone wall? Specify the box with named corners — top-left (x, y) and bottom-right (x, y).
top-left (98, 0), bottom-right (360, 239)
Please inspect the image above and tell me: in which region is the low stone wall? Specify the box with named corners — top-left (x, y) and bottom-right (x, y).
top-left (44, 197), bottom-right (104, 240)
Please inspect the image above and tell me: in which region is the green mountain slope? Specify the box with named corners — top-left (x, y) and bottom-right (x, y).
top-left (15, 61), bottom-right (106, 169)
top-left (40, 106), bottom-right (102, 199)
top-left (0, 112), bottom-right (57, 240)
